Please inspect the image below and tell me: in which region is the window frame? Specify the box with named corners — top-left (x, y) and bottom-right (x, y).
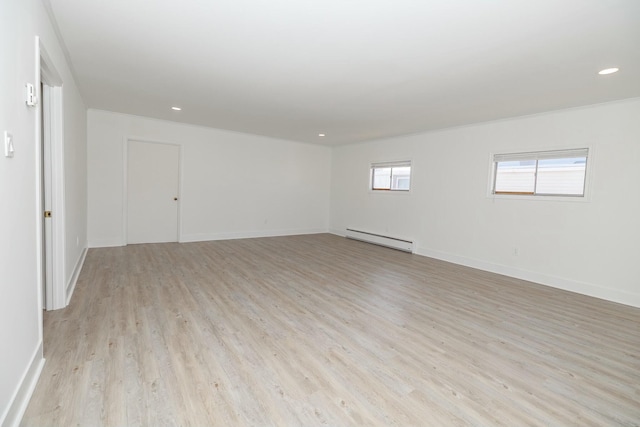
top-left (370, 160), bottom-right (412, 192)
top-left (489, 148), bottom-right (591, 200)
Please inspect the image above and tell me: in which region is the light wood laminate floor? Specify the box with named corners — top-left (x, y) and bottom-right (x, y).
top-left (23, 234), bottom-right (640, 426)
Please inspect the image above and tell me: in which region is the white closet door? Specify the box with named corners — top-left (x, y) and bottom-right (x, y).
top-left (127, 141), bottom-right (180, 244)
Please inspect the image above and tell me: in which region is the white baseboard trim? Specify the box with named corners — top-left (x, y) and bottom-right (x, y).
top-left (65, 247), bottom-right (87, 306)
top-left (415, 246), bottom-right (640, 309)
top-left (88, 238), bottom-right (124, 248)
top-left (0, 342), bottom-right (45, 427)
top-left (180, 228), bottom-right (328, 243)
top-left (329, 228), bottom-right (346, 237)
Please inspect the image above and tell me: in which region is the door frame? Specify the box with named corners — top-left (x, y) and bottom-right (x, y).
top-left (36, 38), bottom-right (67, 311)
top-left (122, 137), bottom-right (183, 245)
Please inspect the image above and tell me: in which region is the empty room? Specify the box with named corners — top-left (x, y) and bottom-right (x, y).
top-left (2, 0), bottom-right (640, 426)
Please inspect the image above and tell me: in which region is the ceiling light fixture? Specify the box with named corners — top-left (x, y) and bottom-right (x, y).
top-left (598, 68), bottom-right (619, 75)
top-left (171, 106), bottom-right (182, 111)
top-left (318, 133), bottom-right (326, 137)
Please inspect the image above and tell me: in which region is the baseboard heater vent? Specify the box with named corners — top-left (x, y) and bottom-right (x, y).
top-left (345, 228), bottom-right (413, 253)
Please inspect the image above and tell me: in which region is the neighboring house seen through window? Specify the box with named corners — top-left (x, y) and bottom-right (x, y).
top-left (371, 161), bottom-right (411, 191)
top-left (492, 148), bottom-right (588, 197)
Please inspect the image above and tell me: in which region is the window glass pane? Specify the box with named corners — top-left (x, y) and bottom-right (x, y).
top-left (494, 161), bottom-right (536, 193)
top-left (536, 157), bottom-right (586, 195)
top-left (395, 177), bottom-right (410, 190)
top-left (493, 149), bottom-right (588, 197)
top-left (372, 167), bottom-right (391, 189)
top-left (391, 166), bottom-right (411, 190)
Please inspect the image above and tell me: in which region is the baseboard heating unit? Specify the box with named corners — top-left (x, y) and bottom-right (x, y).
top-left (345, 228), bottom-right (414, 253)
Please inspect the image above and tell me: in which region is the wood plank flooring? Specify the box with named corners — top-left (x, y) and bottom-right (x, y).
top-left (22, 234), bottom-right (640, 426)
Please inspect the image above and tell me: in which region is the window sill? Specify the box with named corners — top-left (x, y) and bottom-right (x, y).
top-left (370, 189), bottom-right (412, 195)
top-left (487, 193), bottom-right (590, 203)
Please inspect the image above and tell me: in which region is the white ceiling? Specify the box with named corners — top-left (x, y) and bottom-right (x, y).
top-left (45, 0), bottom-right (640, 146)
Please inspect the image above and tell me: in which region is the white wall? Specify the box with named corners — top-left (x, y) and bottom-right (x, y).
top-left (330, 99), bottom-right (640, 308)
top-left (0, 0), bottom-right (87, 425)
top-left (63, 87), bottom-right (88, 299)
top-left (87, 110), bottom-right (331, 247)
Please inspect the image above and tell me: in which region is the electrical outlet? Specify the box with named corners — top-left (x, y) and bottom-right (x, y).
top-left (4, 131), bottom-right (14, 158)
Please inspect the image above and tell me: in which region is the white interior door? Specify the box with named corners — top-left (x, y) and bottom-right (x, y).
top-left (40, 44), bottom-right (66, 311)
top-left (127, 141), bottom-right (180, 244)
top-left (41, 83), bottom-right (53, 309)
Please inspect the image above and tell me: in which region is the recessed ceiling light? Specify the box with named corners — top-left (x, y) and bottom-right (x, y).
top-left (598, 68), bottom-right (619, 75)
top-left (171, 106), bottom-right (182, 111)
top-left (318, 133), bottom-right (326, 137)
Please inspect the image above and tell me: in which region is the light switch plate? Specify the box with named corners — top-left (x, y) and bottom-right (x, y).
top-left (26, 83), bottom-right (38, 107)
top-left (4, 131), bottom-right (14, 158)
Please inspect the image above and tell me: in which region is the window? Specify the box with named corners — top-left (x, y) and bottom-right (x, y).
top-left (371, 161), bottom-right (411, 191)
top-left (492, 148), bottom-right (588, 197)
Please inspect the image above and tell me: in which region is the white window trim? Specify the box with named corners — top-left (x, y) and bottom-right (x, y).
top-left (487, 147), bottom-right (593, 202)
top-left (369, 159), bottom-right (413, 194)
